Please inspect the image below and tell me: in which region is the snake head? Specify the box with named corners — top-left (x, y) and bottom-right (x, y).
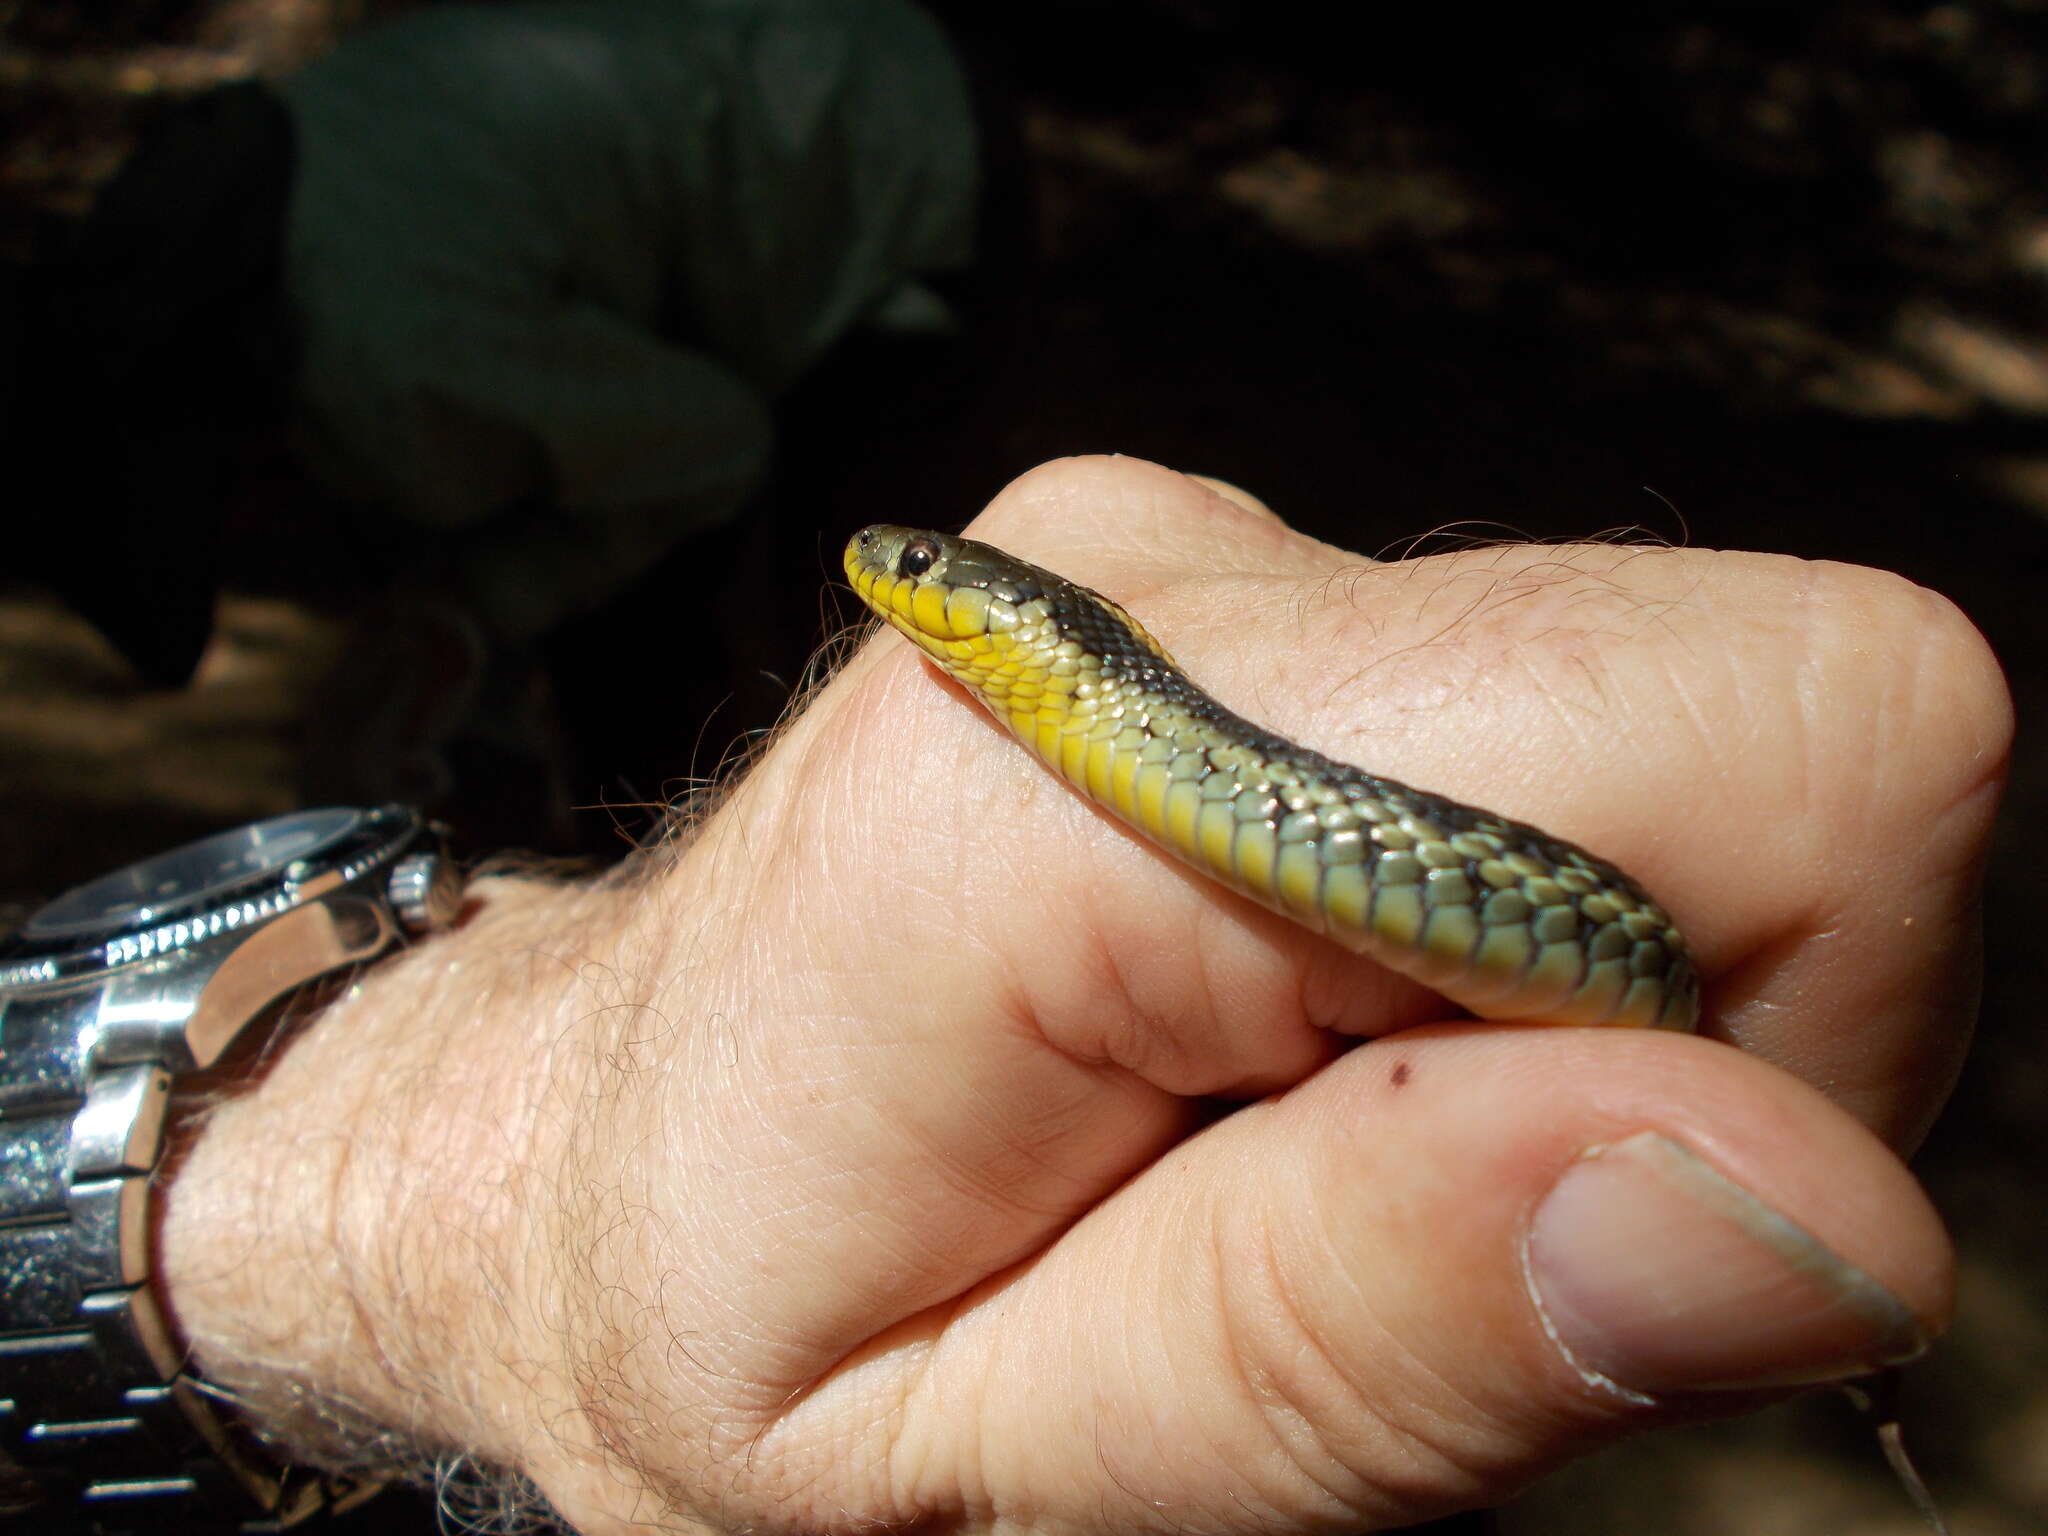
top-left (845, 524), bottom-right (1044, 653)
top-left (845, 524), bottom-right (1175, 675)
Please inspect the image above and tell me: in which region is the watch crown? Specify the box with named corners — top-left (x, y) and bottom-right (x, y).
top-left (386, 852), bottom-right (460, 934)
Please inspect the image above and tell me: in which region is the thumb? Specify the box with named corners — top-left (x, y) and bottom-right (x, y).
top-left (874, 1027), bottom-right (1952, 1530)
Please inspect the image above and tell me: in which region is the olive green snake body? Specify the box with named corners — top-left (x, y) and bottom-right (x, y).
top-left (845, 525), bottom-right (1698, 1032)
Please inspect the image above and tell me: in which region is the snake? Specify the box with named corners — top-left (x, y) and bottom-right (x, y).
top-left (844, 525), bottom-right (1699, 1032)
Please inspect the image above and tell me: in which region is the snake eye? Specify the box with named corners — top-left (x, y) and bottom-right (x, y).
top-left (899, 538), bottom-right (939, 578)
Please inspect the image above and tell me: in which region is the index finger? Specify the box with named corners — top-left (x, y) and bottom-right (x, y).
top-left (955, 455), bottom-right (2008, 1146)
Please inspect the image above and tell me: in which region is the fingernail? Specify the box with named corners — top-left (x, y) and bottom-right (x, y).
top-left (1183, 473), bottom-right (1275, 520)
top-left (1526, 1132), bottom-right (1930, 1394)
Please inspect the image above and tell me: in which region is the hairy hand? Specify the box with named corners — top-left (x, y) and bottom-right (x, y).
top-left (162, 456), bottom-right (2007, 1534)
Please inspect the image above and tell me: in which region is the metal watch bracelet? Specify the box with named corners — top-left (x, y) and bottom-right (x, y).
top-left (0, 805), bottom-right (459, 1532)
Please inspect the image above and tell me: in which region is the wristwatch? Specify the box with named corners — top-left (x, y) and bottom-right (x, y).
top-left (0, 804), bottom-right (461, 1532)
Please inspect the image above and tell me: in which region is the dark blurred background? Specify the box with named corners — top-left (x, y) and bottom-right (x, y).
top-left (2, 2), bottom-right (2042, 1533)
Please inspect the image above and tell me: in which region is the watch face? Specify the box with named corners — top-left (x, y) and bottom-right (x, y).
top-left (20, 807), bottom-right (367, 943)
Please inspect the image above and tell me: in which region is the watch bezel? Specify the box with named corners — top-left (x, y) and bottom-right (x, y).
top-left (0, 804), bottom-right (425, 992)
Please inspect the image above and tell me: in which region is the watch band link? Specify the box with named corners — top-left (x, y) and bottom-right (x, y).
top-left (0, 985), bottom-right (366, 1531)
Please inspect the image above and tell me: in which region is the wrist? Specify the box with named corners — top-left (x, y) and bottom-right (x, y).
top-left (154, 871), bottom-right (637, 1517)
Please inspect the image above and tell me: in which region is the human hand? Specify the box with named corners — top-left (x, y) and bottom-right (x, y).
top-left (162, 456), bottom-right (2007, 1533)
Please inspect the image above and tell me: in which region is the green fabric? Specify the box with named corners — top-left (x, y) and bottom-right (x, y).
top-left (282, 0), bottom-right (975, 637)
